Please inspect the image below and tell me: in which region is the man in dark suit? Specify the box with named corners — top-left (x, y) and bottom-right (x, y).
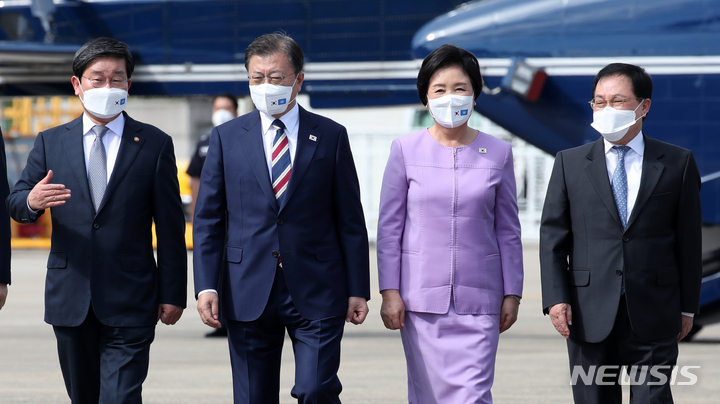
top-left (193, 33), bottom-right (370, 404)
top-left (0, 132), bottom-right (10, 311)
top-left (540, 63), bottom-right (702, 404)
top-left (6, 37), bottom-right (187, 404)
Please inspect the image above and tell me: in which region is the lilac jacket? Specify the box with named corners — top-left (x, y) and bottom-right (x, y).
top-left (377, 129), bottom-right (523, 314)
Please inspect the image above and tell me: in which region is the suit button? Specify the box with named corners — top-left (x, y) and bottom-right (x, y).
top-left (623, 237), bottom-right (629, 242)
top-left (93, 223), bottom-right (99, 229)
top-left (616, 269), bottom-right (623, 276)
top-left (277, 219), bottom-right (284, 225)
top-left (272, 251), bottom-right (279, 258)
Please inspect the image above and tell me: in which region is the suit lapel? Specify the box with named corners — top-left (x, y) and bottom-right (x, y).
top-left (281, 106), bottom-right (319, 211)
top-left (238, 111), bottom-right (278, 211)
top-left (626, 135), bottom-right (664, 230)
top-left (585, 138), bottom-right (624, 229)
top-left (60, 117), bottom-right (94, 212)
top-left (98, 113), bottom-right (145, 214)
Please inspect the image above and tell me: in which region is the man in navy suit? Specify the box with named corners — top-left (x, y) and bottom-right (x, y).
top-left (6, 37), bottom-right (187, 404)
top-left (0, 132), bottom-right (10, 311)
top-left (193, 33), bottom-right (370, 404)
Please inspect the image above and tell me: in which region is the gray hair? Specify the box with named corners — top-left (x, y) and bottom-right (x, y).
top-left (244, 33), bottom-right (304, 75)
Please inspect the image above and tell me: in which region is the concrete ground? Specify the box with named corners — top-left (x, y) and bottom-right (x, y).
top-left (1, 243), bottom-right (718, 403)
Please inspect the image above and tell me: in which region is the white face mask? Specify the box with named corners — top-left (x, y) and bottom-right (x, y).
top-left (591, 102), bottom-right (645, 142)
top-left (78, 82), bottom-right (128, 119)
top-left (249, 76), bottom-right (297, 116)
top-left (427, 94), bottom-right (474, 129)
top-left (212, 109), bottom-right (235, 127)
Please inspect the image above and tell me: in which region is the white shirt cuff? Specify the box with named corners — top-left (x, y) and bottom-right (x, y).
top-left (198, 289), bottom-right (218, 297)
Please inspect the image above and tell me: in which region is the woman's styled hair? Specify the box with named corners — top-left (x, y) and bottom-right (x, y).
top-left (416, 44), bottom-right (483, 106)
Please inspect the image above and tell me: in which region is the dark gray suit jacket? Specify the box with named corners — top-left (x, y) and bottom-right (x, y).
top-left (540, 135), bottom-right (702, 343)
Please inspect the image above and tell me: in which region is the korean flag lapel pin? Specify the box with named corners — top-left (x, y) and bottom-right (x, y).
top-left (479, 147), bottom-right (487, 154)
top-left (309, 134), bottom-right (317, 142)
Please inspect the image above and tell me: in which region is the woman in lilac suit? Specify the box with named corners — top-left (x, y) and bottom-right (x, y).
top-left (377, 44), bottom-right (524, 403)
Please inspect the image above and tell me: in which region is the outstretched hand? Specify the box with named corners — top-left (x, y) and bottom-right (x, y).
top-left (27, 170), bottom-right (71, 211)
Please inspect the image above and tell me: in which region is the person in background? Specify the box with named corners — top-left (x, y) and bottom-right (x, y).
top-left (540, 63), bottom-right (702, 404)
top-left (186, 93), bottom-right (238, 222)
top-left (377, 44), bottom-right (523, 404)
top-left (0, 132), bottom-right (10, 311)
top-left (5, 37), bottom-right (187, 404)
top-left (193, 32), bottom-right (370, 404)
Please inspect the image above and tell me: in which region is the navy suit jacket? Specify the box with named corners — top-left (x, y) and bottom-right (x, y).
top-left (0, 132), bottom-right (10, 284)
top-left (540, 135), bottom-right (702, 342)
top-left (193, 106), bottom-right (370, 321)
top-left (6, 112), bottom-right (187, 327)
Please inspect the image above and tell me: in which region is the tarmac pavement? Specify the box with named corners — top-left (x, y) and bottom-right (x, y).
top-left (1, 243), bottom-right (718, 403)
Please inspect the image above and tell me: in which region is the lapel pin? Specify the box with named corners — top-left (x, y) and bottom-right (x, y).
top-left (134, 137), bottom-right (140, 142)
top-left (479, 148), bottom-right (487, 154)
top-left (309, 135), bottom-right (317, 142)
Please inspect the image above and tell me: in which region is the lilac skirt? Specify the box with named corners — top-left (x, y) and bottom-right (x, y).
top-left (400, 301), bottom-right (500, 404)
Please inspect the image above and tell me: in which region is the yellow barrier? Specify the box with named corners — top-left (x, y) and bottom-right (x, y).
top-left (11, 222), bottom-right (194, 250)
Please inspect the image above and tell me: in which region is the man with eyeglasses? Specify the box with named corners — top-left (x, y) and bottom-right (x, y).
top-left (193, 33), bottom-right (370, 404)
top-left (540, 62), bottom-right (702, 404)
top-left (6, 37), bottom-right (187, 404)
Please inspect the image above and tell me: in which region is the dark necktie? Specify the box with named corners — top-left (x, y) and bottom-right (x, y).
top-left (271, 119), bottom-right (292, 205)
top-left (88, 125), bottom-right (108, 212)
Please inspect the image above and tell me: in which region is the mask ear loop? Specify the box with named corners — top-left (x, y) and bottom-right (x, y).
top-left (636, 99), bottom-right (647, 121)
top-left (631, 99), bottom-right (647, 124)
top-left (426, 94), bottom-right (436, 121)
top-left (284, 74), bottom-right (300, 107)
top-left (76, 77), bottom-right (87, 103)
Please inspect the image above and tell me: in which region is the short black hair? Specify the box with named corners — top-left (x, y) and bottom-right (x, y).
top-left (72, 37), bottom-right (134, 79)
top-left (592, 63), bottom-right (653, 100)
top-left (244, 33), bottom-right (304, 75)
top-left (213, 93), bottom-right (238, 111)
top-left (416, 44), bottom-right (483, 106)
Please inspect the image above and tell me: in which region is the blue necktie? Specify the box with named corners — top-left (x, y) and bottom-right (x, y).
top-left (612, 145), bottom-right (630, 229)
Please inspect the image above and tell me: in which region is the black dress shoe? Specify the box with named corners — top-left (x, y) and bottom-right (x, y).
top-left (205, 327), bottom-right (228, 338)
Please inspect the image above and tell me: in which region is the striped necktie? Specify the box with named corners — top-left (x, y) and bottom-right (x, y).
top-left (88, 125), bottom-right (108, 212)
top-left (271, 119), bottom-right (291, 205)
